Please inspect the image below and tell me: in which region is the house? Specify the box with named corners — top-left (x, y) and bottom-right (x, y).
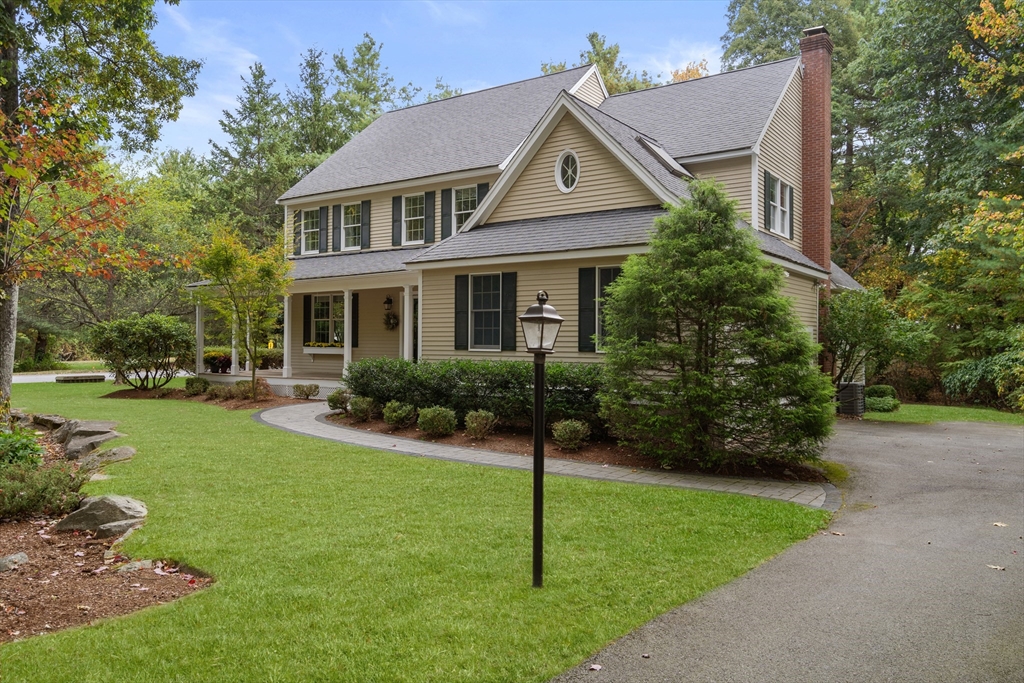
top-left (195, 27), bottom-right (862, 394)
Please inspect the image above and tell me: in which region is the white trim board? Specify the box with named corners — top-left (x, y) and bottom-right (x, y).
top-left (277, 167), bottom-right (500, 207)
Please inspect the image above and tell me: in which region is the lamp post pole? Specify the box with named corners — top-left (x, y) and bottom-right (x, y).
top-left (532, 350), bottom-right (545, 589)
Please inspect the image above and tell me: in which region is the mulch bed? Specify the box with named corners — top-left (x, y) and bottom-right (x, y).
top-left (102, 387), bottom-right (309, 411)
top-left (325, 414), bottom-right (829, 483)
top-left (0, 520), bottom-right (210, 644)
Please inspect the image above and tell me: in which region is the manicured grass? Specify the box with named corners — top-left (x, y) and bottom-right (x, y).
top-left (4, 382), bottom-right (828, 682)
top-left (13, 359), bottom-right (107, 375)
top-left (864, 403), bottom-right (1023, 426)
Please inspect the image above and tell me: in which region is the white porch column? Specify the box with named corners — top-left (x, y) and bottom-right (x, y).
top-left (416, 273), bottom-right (423, 362)
top-left (230, 315), bottom-right (239, 376)
top-left (402, 284), bottom-right (413, 360)
top-left (282, 295), bottom-right (292, 379)
top-left (343, 289), bottom-right (353, 372)
top-left (195, 304), bottom-right (205, 375)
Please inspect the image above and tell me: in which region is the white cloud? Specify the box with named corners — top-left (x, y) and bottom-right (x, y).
top-left (420, 0), bottom-right (484, 26)
top-left (634, 39), bottom-right (723, 80)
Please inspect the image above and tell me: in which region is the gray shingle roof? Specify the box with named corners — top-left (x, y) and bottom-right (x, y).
top-left (598, 58), bottom-right (799, 159)
top-left (408, 205), bottom-right (827, 275)
top-left (289, 247), bottom-right (427, 280)
top-left (830, 261), bottom-right (864, 290)
top-left (280, 66), bottom-right (592, 201)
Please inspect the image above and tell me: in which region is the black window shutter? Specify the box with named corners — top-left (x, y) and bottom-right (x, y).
top-left (293, 211), bottom-right (302, 255)
top-left (763, 170), bottom-right (772, 231)
top-left (302, 295), bottom-right (311, 345)
top-left (440, 188), bottom-right (453, 239)
top-left (351, 293), bottom-right (359, 348)
top-left (454, 275), bottom-right (469, 350)
top-left (361, 200), bottom-right (371, 249)
top-left (477, 182), bottom-right (489, 202)
top-left (318, 206), bottom-right (328, 253)
top-left (392, 196), bottom-right (402, 246)
top-left (787, 185), bottom-right (794, 239)
top-left (424, 190), bottom-right (435, 243)
top-left (332, 205), bottom-right (341, 252)
top-left (500, 271), bottom-right (517, 351)
top-left (578, 267), bottom-right (596, 352)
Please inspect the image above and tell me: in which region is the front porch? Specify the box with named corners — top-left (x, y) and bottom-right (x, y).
top-left (201, 370), bottom-right (343, 399)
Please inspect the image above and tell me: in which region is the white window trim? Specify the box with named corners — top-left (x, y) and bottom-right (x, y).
top-left (595, 265), bottom-right (621, 353)
top-left (301, 208), bottom-right (321, 255)
top-left (767, 174), bottom-right (791, 239)
top-left (469, 272), bottom-right (502, 352)
top-left (310, 293), bottom-right (345, 346)
top-left (555, 149), bottom-right (580, 194)
top-left (341, 202), bottom-right (362, 252)
top-left (452, 185), bottom-right (477, 233)
top-left (402, 193), bottom-right (426, 246)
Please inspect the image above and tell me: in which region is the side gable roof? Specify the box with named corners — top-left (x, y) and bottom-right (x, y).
top-left (598, 57), bottom-right (800, 160)
top-left (279, 66), bottom-right (592, 202)
top-left (830, 262), bottom-right (865, 291)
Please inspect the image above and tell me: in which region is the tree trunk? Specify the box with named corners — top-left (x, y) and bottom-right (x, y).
top-left (0, 280), bottom-right (19, 402)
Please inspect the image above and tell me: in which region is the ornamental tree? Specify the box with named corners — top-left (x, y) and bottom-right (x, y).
top-left (598, 180), bottom-right (835, 469)
top-left (195, 227), bottom-right (291, 401)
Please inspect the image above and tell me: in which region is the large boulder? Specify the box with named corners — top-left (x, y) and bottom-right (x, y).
top-left (78, 446), bottom-right (136, 471)
top-left (65, 431), bottom-right (123, 460)
top-left (54, 419), bottom-right (118, 446)
top-left (32, 414), bottom-right (66, 430)
top-left (54, 495), bottom-right (147, 532)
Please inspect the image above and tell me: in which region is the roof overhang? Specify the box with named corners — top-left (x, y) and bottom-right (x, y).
top-left (277, 167), bottom-right (500, 207)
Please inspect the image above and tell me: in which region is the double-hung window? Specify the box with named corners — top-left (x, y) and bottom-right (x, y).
top-left (403, 194), bottom-right (425, 244)
top-left (470, 274), bottom-right (501, 350)
top-left (312, 294), bottom-right (345, 345)
top-left (342, 203), bottom-right (361, 249)
top-left (596, 266), bottom-right (622, 350)
top-left (453, 186), bottom-right (477, 231)
top-left (766, 173), bottom-right (792, 238)
top-left (301, 208), bottom-right (320, 254)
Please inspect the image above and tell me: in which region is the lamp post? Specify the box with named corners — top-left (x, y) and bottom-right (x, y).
top-left (518, 290), bottom-right (564, 588)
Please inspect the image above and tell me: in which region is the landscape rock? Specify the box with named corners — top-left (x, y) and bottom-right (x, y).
top-left (78, 446), bottom-right (136, 470)
top-left (65, 431), bottom-right (123, 460)
top-left (95, 519), bottom-right (143, 539)
top-left (115, 559), bottom-right (153, 573)
top-left (53, 495), bottom-right (147, 532)
top-left (54, 419), bottom-right (118, 446)
top-left (31, 414), bottom-right (66, 430)
top-left (0, 552), bottom-right (29, 572)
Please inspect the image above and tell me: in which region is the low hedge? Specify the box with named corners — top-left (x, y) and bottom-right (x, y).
top-left (344, 358), bottom-right (604, 430)
top-left (203, 346), bottom-right (283, 372)
top-left (865, 384), bottom-right (897, 399)
top-left (865, 396), bottom-right (901, 413)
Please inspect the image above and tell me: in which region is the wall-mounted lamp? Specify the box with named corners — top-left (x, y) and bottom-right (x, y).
top-left (383, 295), bottom-right (393, 312)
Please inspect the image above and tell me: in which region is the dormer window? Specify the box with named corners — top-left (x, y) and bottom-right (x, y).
top-left (555, 150), bottom-right (579, 193)
top-left (301, 209), bottom-right (320, 254)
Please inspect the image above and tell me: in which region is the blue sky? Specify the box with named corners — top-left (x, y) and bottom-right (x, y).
top-left (151, 0), bottom-right (730, 155)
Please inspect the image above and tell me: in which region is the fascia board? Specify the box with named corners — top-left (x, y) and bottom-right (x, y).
top-left (276, 167), bottom-right (500, 206)
top-left (568, 64), bottom-right (611, 101)
top-left (764, 254), bottom-right (829, 280)
top-left (288, 270), bottom-right (419, 294)
top-left (405, 244), bottom-right (649, 270)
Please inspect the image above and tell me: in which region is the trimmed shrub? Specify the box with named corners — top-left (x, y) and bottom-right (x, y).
top-left (464, 410), bottom-right (497, 440)
top-left (13, 355), bottom-right (70, 373)
top-left (258, 348), bottom-right (284, 370)
top-left (865, 396), bottom-right (901, 413)
top-left (233, 378), bottom-right (274, 401)
top-left (0, 463), bottom-right (88, 519)
top-left (865, 384), bottom-right (897, 399)
top-left (292, 383), bottom-right (321, 400)
top-left (206, 385), bottom-right (233, 401)
top-left (350, 396), bottom-right (378, 422)
top-left (327, 388), bottom-right (351, 412)
top-left (185, 377), bottom-right (211, 396)
top-left (0, 429), bottom-right (45, 468)
top-left (383, 401), bottom-right (417, 428)
top-left (90, 314), bottom-right (195, 389)
top-left (418, 406), bottom-right (456, 437)
top-left (552, 419), bottom-right (590, 451)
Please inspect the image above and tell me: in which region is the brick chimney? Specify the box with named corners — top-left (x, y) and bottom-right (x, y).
top-left (800, 26), bottom-right (833, 273)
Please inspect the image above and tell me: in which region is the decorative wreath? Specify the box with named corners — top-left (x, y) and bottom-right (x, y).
top-left (383, 311), bottom-right (400, 331)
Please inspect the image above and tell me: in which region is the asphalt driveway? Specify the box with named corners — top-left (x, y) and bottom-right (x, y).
top-left (553, 419), bottom-right (1024, 683)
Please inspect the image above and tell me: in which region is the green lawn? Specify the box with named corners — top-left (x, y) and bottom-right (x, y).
top-left (13, 359), bottom-right (107, 374)
top-left (864, 403), bottom-right (1024, 426)
top-left (4, 382), bottom-right (828, 682)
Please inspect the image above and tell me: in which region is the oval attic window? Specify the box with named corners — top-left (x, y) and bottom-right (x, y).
top-left (555, 150), bottom-right (579, 193)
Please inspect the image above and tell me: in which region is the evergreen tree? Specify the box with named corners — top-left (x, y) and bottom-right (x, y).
top-left (541, 33), bottom-right (658, 94)
top-left (333, 34), bottom-right (419, 138)
top-left (287, 48), bottom-right (346, 166)
top-left (598, 180), bottom-right (835, 468)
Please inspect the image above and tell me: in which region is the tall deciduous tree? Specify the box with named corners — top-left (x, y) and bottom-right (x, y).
top-left (598, 180), bottom-right (835, 469)
top-left (195, 227), bottom-right (291, 400)
top-left (541, 33), bottom-right (658, 94)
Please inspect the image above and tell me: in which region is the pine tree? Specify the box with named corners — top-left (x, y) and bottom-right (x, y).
top-left (287, 48), bottom-right (347, 167)
top-left (333, 34), bottom-right (419, 138)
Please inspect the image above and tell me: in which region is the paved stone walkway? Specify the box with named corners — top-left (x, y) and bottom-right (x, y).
top-left (255, 402), bottom-right (837, 510)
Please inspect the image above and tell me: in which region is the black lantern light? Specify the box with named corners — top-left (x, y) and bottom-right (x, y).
top-left (383, 295), bottom-right (393, 312)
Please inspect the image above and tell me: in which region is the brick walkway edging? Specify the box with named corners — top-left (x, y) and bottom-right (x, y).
top-left (253, 402), bottom-right (840, 511)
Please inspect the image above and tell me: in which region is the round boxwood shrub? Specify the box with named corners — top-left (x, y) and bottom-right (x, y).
top-left (865, 396), bottom-right (901, 413)
top-left (205, 385), bottom-right (233, 401)
top-left (184, 377), bottom-right (211, 396)
top-left (89, 313), bottom-right (195, 389)
top-left (233, 378), bottom-right (273, 400)
top-left (383, 401), bottom-right (417, 429)
top-left (418, 406), bottom-right (456, 437)
top-left (350, 396), bottom-right (379, 422)
top-left (865, 384), bottom-right (897, 399)
top-left (552, 419), bottom-right (591, 451)
top-left (327, 388), bottom-right (351, 413)
top-left (292, 383), bottom-right (321, 400)
top-left (464, 409), bottom-right (497, 440)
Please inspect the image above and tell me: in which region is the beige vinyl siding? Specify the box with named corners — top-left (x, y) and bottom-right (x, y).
top-left (488, 114), bottom-right (660, 223)
top-left (780, 272), bottom-right (820, 342)
top-left (419, 255), bottom-right (633, 363)
top-left (572, 71), bottom-right (606, 107)
top-left (687, 156), bottom-right (753, 223)
top-left (284, 174), bottom-right (500, 255)
top-left (758, 67), bottom-right (803, 250)
top-left (286, 287), bottom-right (402, 378)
